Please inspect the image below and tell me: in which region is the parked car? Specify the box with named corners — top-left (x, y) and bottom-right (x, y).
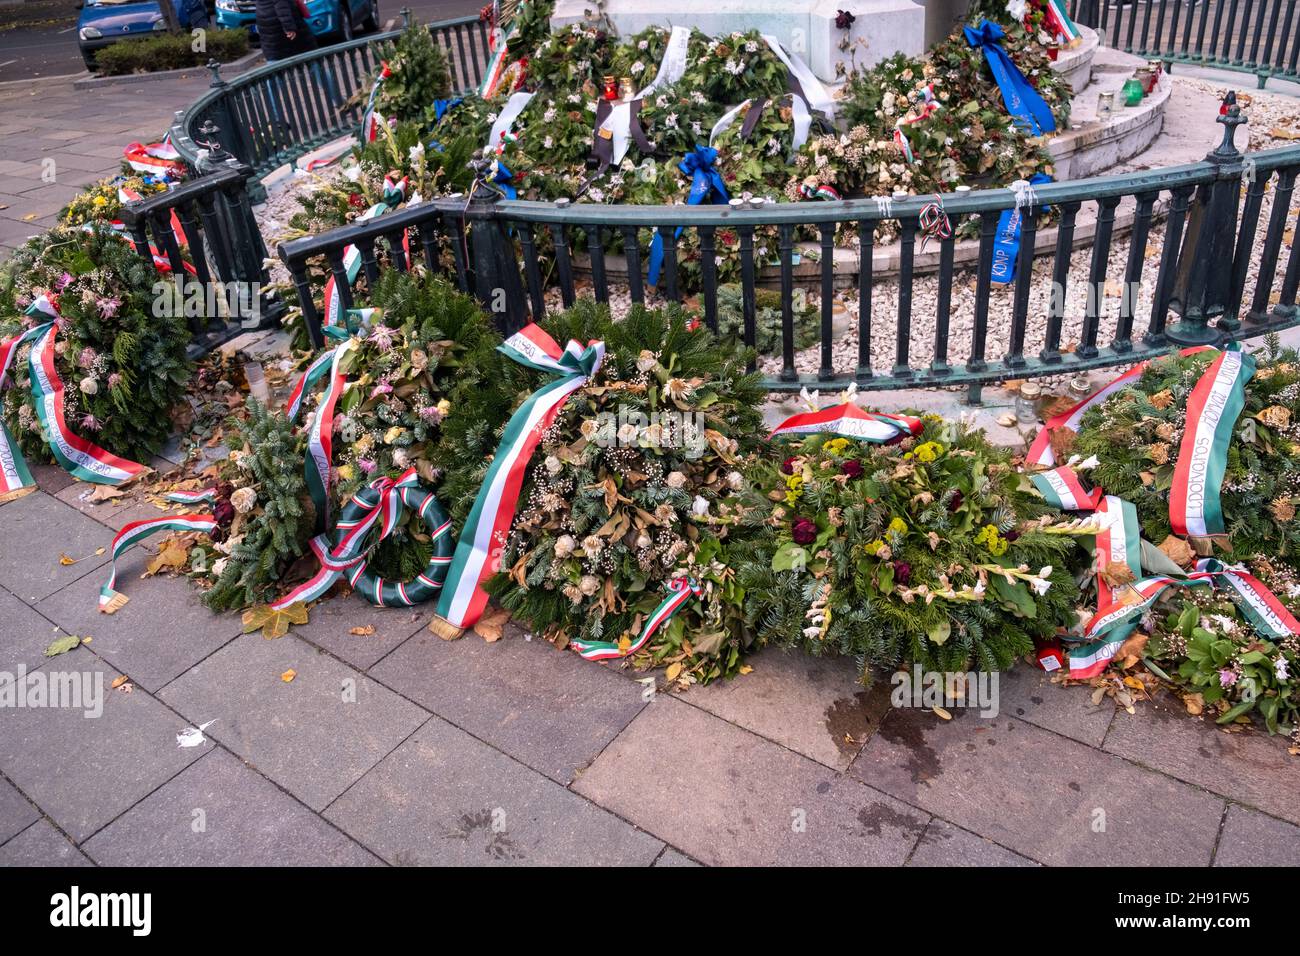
top-left (214, 0), bottom-right (380, 43)
top-left (76, 0), bottom-right (212, 71)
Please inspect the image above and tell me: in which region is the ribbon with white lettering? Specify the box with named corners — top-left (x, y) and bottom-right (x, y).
top-left (1169, 344), bottom-right (1254, 540)
top-left (769, 403), bottom-right (923, 443)
top-left (1027, 465), bottom-right (1102, 512)
top-left (433, 324), bottom-right (604, 631)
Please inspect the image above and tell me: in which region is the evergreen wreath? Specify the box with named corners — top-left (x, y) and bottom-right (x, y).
top-left (0, 225), bottom-right (192, 466)
top-left (733, 414), bottom-right (1083, 680)
top-left (1073, 339), bottom-right (1300, 567)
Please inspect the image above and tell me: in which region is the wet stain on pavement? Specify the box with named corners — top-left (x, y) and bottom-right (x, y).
top-left (857, 802), bottom-right (925, 838)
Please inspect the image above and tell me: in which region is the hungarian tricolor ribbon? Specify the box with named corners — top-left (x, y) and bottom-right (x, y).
top-left (647, 146), bottom-right (729, 288)
top-left (434, 324), bottom-right (605, 631)
top-left (321, 178), bottom-right (408, 330)
top-left (1044, 0), bottom-right (1083, 45)
top-left (286, 337), bottom-right (356, 535)
top-left (1194, 558), bottom-right (1300, 640)
top-left (964, 20), bottom-right (1057, 136)
top-left (163, 487), bottom-right (217, 505)
top-left (570, 576), bottom-right (703, 661)
top-left (1027, 465), bottom-right (1103, 513)
top-left (122, 133), bottom-right (185, 176)
top-left (769, 403), bottom-right (923, 443)
top-left (1169, 344), bottom-right (1254, 541)
top-left (360, 61), bottom-right (392, 144)
top-left (1093, 494), bottom-right (1142, 606)
top-left (99, 514), bottom-right (217, 613)
top-left (272, 467), bottom-right (438, 609)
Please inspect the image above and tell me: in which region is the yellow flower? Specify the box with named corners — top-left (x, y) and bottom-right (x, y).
top-left (337, 464), bottom-right (355, 482)
top-left (988, 536), bottom-right (1008, 556)
top-left (822, 437), bottom-right (850, 455)
top-left (865, 539), bottom-right (887, 556)
top-left (92, 195), bottom-right (108, 207)
top-left (888, 517), bottom-right (908, 535)
top-left (914, 441), bottom-right (944, 463)
top-left (786, 474), bottom-right (804, 492)
top-left (383, 425), bottom-right (406, 444)
top-left (436, 398), bottom-right (452, 416)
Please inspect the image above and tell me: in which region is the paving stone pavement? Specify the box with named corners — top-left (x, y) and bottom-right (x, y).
top-left (2, 484), bottom-right (1300, 865)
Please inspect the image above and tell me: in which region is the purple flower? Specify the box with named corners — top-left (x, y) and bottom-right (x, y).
top-left (79, 413), bottom-right (101, 432)
top-left (894, 561), bottom-right (911, 585)
top-left (418, 405), bottom-right (443, 423)
top-left (56, 272), bottom-right (74, 291)
top-left (98, 297), bottom-right (121, 318)
top-left (369, 382), bottom-right (394, 399)
top-left (792, 517), bottom-right (817, 545)
top-left (947, 490), bottom-right (964, 512)
top-left (780, 456), bottom-right (797, 475)
top-left (367, 324), bottom-right (397, 351)
top-left (358, 458), bottom-right (377, 474)
top-left (1219, 669), bottom-right (1239, 688)
top-left (842, 459), bottom-right (863, 479)
top-left (107, 372), bottom-right (123, 390)
top-left (77, 347), bottom-right (97, 369)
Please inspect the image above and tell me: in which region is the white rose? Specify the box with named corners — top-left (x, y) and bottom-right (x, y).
top-left (554, 534), bottom-right (576, 558)
top-left (211, 557), bottom-right (228, 576)
top-left (578, 574), bottom-right (601, 596)
top-left (230, 486), bottom-right (257, 514)
top-left (544, 454), bottom-right (562, 476)
top-left (726, 471), bottom-right (744, 490)
top-left (692, 495), bottom-right (709, 516)
top-left (79, 376), bottom-right (98, 395)
top-left (665, 471), bottom-right (686, 489)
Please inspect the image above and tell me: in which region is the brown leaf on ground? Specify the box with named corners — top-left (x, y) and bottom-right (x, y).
top-left (472, 607), bottom-right (511, 643)
top-left (242, 602), bottom-right (308, 640)
top-left (1101, 560), bottom-right (1136, 587)
top-left (281, 669), bottom-right (297, 683)
top-left (144, 542), bottom-right (189, 578)
top-left (87, 485), bottom-right (127, 503)
top-left (1049, 426), bottom-right (1076, 461)
top-left (1184, 692), bottom-right (1205, 716)
top-left (348, 625), bottom-right (376, 636)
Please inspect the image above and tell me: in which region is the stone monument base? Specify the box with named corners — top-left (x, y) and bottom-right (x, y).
top-left (549, 0), bottom-right (927, 83)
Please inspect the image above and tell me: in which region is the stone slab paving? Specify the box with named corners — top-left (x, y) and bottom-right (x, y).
top-left (293, 595), bottom-right (432, 673)
top-left (654, 848), bottom-right (701, 866)
top-left (1102, 689), bottom-right (1300, 827)
top-left (573, 697), bottom-right (931, 866)
top-left (850, 707), bottom-right (1226, 866)
top-left (83, 749), bottom-right (381, 867)
top-left (1212, 806), bottom-right (1300, 867)
top-left (907, 820), bottom-right (1039, 867)
top-left (685, 646), bottom-right (892, 771)
top-left (0, 648), bottom-right (204, 842)
top-left (324, 717), bottom-right (664, 866)
top-left (158, 632), bottom-right (429, 812)
top-left (0, 820), bottom-right (94, 867)
top-left (0, 777), bottom-right (39, 845)
top-left (53, 479), bottom-right (176, 533)
top-left (997, 666), bottom-right (1116, 748)
top-left (370, 624), bottom-right (648, 785)
top-left (0, 584), bottom-right (69, 675)
top-left (0, 491), bottom-right (112, 604)
top-left (35, 558), bottom-right (240, 693)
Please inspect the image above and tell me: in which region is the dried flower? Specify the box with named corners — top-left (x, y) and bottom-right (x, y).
top-left (554, 534), bottom-right (576, 558)
top-left (79, 376), bottom-right (98, 395)
top-left (1270, 497), bottom-right (1297, 523)
top-left (578, 574), bottom-right (601, 596)
top-left (231, 486), bottom-right (257, 514)
top-left (665, 471), bottom-right (687, 489)
top-left (1147, 442), bottom-right (1171, 465)
top-left (1258, 405), bottom-right (1292, 429)
top-left (842, 459), bottom-right (863, 479)
top-left (1149, 389), bottom-right (1174, 410)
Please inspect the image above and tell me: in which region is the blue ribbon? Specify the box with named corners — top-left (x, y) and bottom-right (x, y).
top-left (964, 20), bottom-right (1056, 137)
top-left (489, 160), bottom-right (516, 200)
top-left (990, 173), bottom-right (1052, 286)
top-left (647, 146), bottom-right (730, 287)
top-left (433, 97), bottom-right (463, 124)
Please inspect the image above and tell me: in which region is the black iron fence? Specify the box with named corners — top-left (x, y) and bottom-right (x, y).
top-left (120, 159), bottom-right (283, 356)
top-left (169, 13), bottom-right (490, 192)
top-left (278, 98), bottom-right (1300, 401)
top-left (1073, 0), bottom-right (1300, 86)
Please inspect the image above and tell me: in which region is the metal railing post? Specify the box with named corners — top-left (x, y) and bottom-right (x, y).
top-left (1165, 92), bottom-right (1247, 345)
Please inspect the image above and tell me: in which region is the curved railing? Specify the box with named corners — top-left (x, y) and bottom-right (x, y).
top-left (169, 13), bottom-right (490, 189)
top-left (1073, 0), bottom-right (1300, 87)
top-left (278, 105), bottom-right (1300, 398)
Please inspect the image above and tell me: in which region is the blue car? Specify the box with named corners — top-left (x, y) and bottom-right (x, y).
top-left (76, 0), bottom-right (212, 70)
top-left (214, 0), bottom-right (380, 43)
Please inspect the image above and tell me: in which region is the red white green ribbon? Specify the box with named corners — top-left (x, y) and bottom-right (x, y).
top-left (272, 467), bottom-right (447, 609)
top-left (293, 339), bottom-right (354, 535)
top-left (1093, 494), bottom-right (1141, 607)
top-left (769, 403), bottom-right (923, 443)
top-left (0, 322), bottom-right (48, 501)
top-left (122, 134), bottom-right (185, 176)
top-left (1027, 465), bottom-right (1102, 512)
top-left (99, 514), bottom-right (216, 612)
top-left (321, 182), bottom-right (407, 330)
top-left (1196, 558), bottom-right (1300, 640)
top-left (163, 487), bottom-right (217, 505)
top-left (570, 576), bottom-right (703, 661)
top-left (1045, 0), bottom-right (1083, 43)
top-left (1170, 344), bottom-right (1254, 540)
top-left (360, 62), bottom-right (391, 143)
top-left (435, 324), bottom-right (605, 630)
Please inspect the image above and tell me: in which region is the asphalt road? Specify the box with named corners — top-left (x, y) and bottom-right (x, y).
top-left (0, 0), bottom-right (481, 83)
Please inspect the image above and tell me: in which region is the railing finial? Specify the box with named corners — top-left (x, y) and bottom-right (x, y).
top-left (205, 59), bottom-right (225, 89)
top-left (1213, 90), bottom-right (1247, 160)
top-left (400, 6), bottom-right (412, 27)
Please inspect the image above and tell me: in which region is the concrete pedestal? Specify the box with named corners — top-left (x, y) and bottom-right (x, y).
top-left (551, 0), bottom-right (926, 81)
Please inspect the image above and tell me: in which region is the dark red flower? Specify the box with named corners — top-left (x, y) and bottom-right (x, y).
top-left (842, 459), bottom-right (863, 479)
top-left (781, 456), bottom-right (798, 475)
top-left (1005, 529), bottom-right (1021, 542)
top-left (792, 518), bottom-right (817, 545)
top-left (894, 561), bottom-right (911, 585)
top-left (947, 490), bottom-right (964, 512)
top-left (835, 9), bottom-right (856, 29)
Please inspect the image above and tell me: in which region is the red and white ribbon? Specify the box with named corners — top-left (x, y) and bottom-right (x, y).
top-left (99, 514), bottom-right (217, 613)
top-left (769, 403), bottom-right (923, 443)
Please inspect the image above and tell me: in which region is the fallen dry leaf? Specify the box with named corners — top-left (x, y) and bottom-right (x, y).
top-left (348, 625), bottom-right (376, 636)
top-left (471, 607), bottom-right (511, 643)
top-left (932, 706), bottom-right (953, 720)
top-left (111, 675), bottom-right (130, 689)
top-left (281, 669), bottom-right (297, 683)
top-left (242, 602), bottom-right (308, 640)
top-left (1158, 535), bottom-right (1196, 568)
top-left (1184, 692), bottom-right (1205, 716)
